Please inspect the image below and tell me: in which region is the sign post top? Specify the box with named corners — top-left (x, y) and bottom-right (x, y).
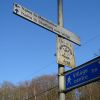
top-left (13, 3), bottom-right (81, 45)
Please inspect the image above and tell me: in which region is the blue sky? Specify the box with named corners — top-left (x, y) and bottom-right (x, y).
top-left (0, 0), bottom-right (100, 84)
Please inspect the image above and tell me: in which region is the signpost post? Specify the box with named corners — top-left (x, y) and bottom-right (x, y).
top-left (57, 0), bottom-right (66, 100)
top-left (65, 56), bottom-right (100, 92)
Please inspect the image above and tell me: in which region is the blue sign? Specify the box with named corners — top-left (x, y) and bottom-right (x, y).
top-left (65, 56), bottom-right (100, 92)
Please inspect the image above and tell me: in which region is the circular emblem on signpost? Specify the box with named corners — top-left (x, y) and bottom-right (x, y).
top-left (57, 37), bottom-right (75, 68)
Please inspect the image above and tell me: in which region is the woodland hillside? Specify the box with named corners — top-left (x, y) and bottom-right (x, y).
top-left (0, 75), bottom-right (100, 100)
